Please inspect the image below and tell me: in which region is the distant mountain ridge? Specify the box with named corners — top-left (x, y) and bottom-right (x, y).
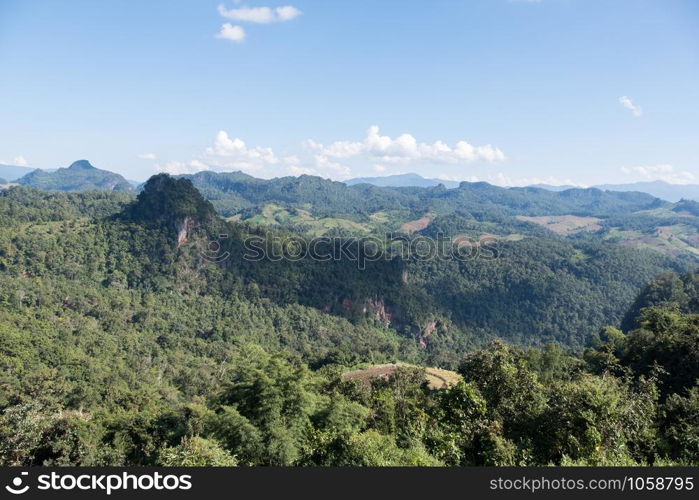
top-left (0, 164), bottom-right (36, 182)
top-left (346, 173), bottom-right (460, 188)
top-left (532, 181), bottom-right (699, 202)
top-left (177, 170), bottom-right (664, 220)
top-left (5, 163), bottom-right (678, 220)
top-left (17, 160), bottom-right (133, 192)
top-left (346, 173), bottom-right (699, 203)
top-left (592, 181), bottom-right (699, 203)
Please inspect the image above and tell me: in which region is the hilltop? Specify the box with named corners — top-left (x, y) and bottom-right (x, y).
top-left (17, 159), bottom-right (133, 192)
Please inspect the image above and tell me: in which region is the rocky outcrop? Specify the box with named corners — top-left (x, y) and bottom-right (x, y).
top-left (177, 216), bottom-right (198, 248)
top-left (418, 320), bottom-right (438, 348)
top-left (363, 298), bottom-right (392, 327)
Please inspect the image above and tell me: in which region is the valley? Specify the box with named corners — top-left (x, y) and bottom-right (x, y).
top-left (1, 169), bottom-right (698, 467)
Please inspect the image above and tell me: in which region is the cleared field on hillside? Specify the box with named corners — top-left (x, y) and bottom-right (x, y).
top-left (516, 214), bottom-right (602, 235)
top-left (605, 225), bottom-right (699, 258)
top-left (401, 214), bottom-right (434, 234)
top-left (453, 233), bottom-right (524, 247)
top-left (342, 363), bottom-right (462, 390)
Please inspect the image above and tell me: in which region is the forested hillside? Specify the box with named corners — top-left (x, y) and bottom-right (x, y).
top-left (183, 170), bottom-right (665, 219)
top-left (1, 175), bottom-right (698, 466)
top-left (2, 176), bottom-right (689, 357)
top-left (175, 170), bottom-right (699, 265)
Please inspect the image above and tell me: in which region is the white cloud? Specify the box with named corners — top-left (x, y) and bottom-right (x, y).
top-left (620, 164), bottom-right (695, 184)
top-left (306, 126), bottom-right (506, 172)
top-left (312, 155), bottom-right (351, 179)
top-left (284, 155), bottom-right (317, 176)
top-left (156, 160), bottom-right (209, 175)
top-left (205, 130), bottom-right (278, 169)
top-left (216, 23), bottom-right (246, 42)
top-left (619, 96), bottom-right (643, 117)
top-left (158, 132), bottom-right (325, 179)
top-left (217, 4), bottom-right (301, 24)
top-left (2, 156), bottom-right (29, 166)
top-left (275, 6), bottom-right (302, 22)
top-left (158, 126), bottom-right (505, 181)
top-left (137, 153), bottom-right (157, 160)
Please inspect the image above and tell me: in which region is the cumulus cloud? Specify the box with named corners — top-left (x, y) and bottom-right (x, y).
top-left (137, 153), bottom-right (157, 160)
top-left (217, 4), bottom-right (301, 24)
top-left (158, 126), bottom-right (505, 180)
top-left (155, 132), bottom-right (313, 178)
top-left (13, 155), bottom-right (28, 166)
top-left (205, 131), bottom-right (278, 167)
top-left (215, 4), bottom-right (300, 43)
top-left (312, 155), bottom-right (351, 178)
top-left (1, 156), bottom-right (28, 166)
top-left (156, 160), bottom-right (209, 175)
top-left (306, 126), bottom-right (506, 170)
top-left (216, 23), bottom-right (246, 42)
top-left (620, 164), bottom-right (695, 184)
top-left (619, 96), bottom-right (643, 117)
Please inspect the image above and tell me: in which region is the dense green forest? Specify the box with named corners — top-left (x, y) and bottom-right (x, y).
top-left (1, 175), bottom-right (697, 466)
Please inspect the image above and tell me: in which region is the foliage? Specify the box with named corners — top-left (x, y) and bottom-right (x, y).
top-left (0, 176), bottom-right (698, 466)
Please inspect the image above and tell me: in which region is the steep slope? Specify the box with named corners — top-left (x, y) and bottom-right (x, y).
top-left (621, 271), bottom-right (699, 331)
top-left (120, 174), bottom-right (216, 226)
top-left (17, 160), bottom-right (133, 192)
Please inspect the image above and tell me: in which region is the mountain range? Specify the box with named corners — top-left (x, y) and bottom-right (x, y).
top-left (2, 168), bottom-right (699, 466)
top-left (346, 173), bottom-right (699, 202)
top-left (5, 162), bottom-right (699, 263)
top-left (346, 173), bottom-right (461, 189)
top-left (532, 180), bottom-right (699, 202)
top-left (6, 164), bottom-right (697, 203)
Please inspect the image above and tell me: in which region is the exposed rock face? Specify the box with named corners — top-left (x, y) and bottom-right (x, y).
top-left (177, 216), bottom-right (197, 248)
top-left (418, 320), bottom-right (438, 348)
top-left (363, 298), bottom-right (392, 327)
top-left (336, 297), bottom-right (395, 327)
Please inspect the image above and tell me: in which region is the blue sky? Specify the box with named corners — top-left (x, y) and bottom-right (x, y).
top-left (1, 0), bottom-right (697, 185)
